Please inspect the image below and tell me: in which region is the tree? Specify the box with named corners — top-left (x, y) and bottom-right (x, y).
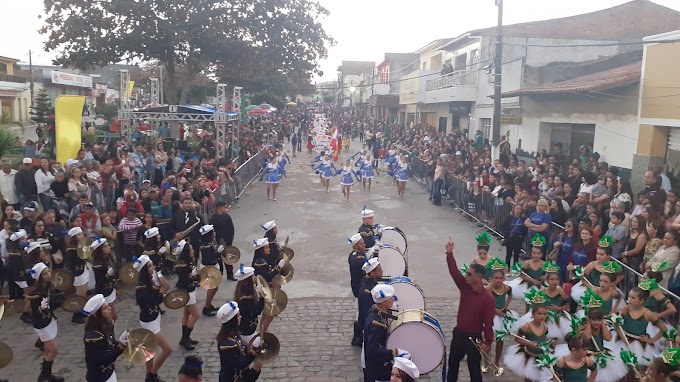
top-left (250, 91), bottom-right (286, 110)
top-left (30, 90), bottom-right (54, 124)
top-left (0, 116), bottom-right (23, 158)
top-left (41, 0), bottom-right (334, 105)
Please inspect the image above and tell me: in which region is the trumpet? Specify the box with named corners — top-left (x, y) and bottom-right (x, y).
top-left (470, 337), bottom-right (504, 377)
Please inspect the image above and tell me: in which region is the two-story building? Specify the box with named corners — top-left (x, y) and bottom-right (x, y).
top-left (368, 53), bottom-right (418, 120)
top-left (336, 61), bottom-right (375, 112)
top-left (0, 56), bottom-right (30, 122)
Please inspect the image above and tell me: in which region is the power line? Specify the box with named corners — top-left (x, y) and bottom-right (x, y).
top-left (503, 38), bottom-right (680, 48)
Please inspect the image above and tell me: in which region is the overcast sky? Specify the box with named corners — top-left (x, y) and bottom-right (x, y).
top-left (3, 0), bottom-right (680, 83)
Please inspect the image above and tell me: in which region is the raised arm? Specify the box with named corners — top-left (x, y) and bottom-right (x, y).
top-left (445, 239), bottom-right (469, 291)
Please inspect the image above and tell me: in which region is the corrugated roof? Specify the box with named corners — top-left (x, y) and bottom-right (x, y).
top-left (500, 62), bottom-right (641, 98)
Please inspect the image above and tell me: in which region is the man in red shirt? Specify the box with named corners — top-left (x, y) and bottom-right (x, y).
top-left (445, 238), bottom-right (495, 382)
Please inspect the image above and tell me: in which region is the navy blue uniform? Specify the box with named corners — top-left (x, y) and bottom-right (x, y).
top-left (28, 287), bottom-right (57, 330)
top-left (357, 277), bottom-right (378, 332)
top-left (358, 223), bottom-right (380, 248)
top-left (92, 257), bottom-right (116, 298)
top-left (363, 306), bottom-right (394, 382)
top-left (175, 260), bottom-right (199, 293)
top-left (65, 246), bottom-right (86, 277)
top-left (348, 250), bottom-right (366, 298)
top-left (238, 295), bottom-right (265, 336)
top-left (217, 335), bottom-right (260, 382)
top-left (252, 255), bottom-right (281, 284)
top-left (84, 330), bottom-right (123, 381)
top-left (136, 285), bottom-right (163, 323)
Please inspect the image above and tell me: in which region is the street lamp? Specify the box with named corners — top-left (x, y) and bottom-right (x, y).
top-left (349, 86), bottom-right (356, 110)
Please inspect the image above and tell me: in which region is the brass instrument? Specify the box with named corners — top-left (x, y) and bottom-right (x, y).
top-left (470, 337), bottom-right (504, 376)
top-left (178, 221), bottom-right (201, 240)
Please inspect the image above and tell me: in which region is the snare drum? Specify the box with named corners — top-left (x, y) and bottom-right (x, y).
top-left (380, 227), bottom-right (407, 255)
top-left (388, 276), bottom-right (425, 311)
top-left (377, 247), bottom-right (407, 277)
top-left (386, 310), bottom-right (446, 375)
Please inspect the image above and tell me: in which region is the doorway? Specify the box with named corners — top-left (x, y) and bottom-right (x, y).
top-left (438, 117), bottom-right (448, 134)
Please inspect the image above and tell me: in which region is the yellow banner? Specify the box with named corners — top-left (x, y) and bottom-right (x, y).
top-left (55, 96), bottom-right (85, 164)
top-left (128, 81), bottom-right (135, 98)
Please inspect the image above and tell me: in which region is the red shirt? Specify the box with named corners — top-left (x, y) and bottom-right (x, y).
top-left (446, 252), bottom-right (496, 345)
top-left (120, 201), bottom-right (144, 217)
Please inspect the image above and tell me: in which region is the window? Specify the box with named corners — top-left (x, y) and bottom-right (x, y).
top-left (481, 118), bottom-right (492, 139)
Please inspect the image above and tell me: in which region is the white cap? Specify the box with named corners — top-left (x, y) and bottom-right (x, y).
top-left (235, 264), bottom-right (255, 281)
top-left (25, 241), bottom-right (42, 253)
top-left (29, 262), bottom-right (48, 280)
top-left (10, 229), bottom-right (27, 242)
top-left (199, 225), bottom-right (214, 236)
top-left (456, 151), bottom-right (462, 156)
top-left (217, 301), bottom-right (239, 323)
top-left (68, 227), bottom-right (83, 237)
top-left (253, 238), bottom-right (269, 250)
top-left (81, 294), bottom-right (105, 316)
top-left (173, 240), bottom-right (188, 257)
top-left (132, 255), bottom-right (151, 272)
top-left (144, 227), bottom-right (160, 239)
top-left (348, 233), bottom-right (362, 246)
top-left (91, 238), bottom-right (107, 251)
top-left (22, 158), bottom-right (32, 164)
top-left (393, 357), bottom-right (419, 380)
top-left (361, 206), bottom-right (374, 218)
top-left (261, 220), bottom-right (276, 231)
top-left (362, 258), bottom-right (380, 274)
top-left (371, 284), bottom-right (395, 303)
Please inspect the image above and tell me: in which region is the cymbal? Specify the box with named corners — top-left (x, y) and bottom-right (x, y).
top-left (52, 269), bottom-right (74, 291)
top-left (120, 263), bottom-right (140, 285)
top-left (5, 299), bottom-right (25, 314)
top-left (281, 247), bottom-right (294, 261)
top-left (272, 261), bottom-right (294, 285)
top-left (62, 295), bottom-right (87, 313)
top-left (77, 238), bottom-right (93, 260)
top-left (164, 289), bottom-right (190, 309)
top-left (263, 289), bottom-right (288, 316)
top-left (221, 246), bottom-right (241, 266)
top-left (166, 241), bottom-right (180, 263)
top-left (124, 328), bottom-right (158, 365)
top-left (199, 266), bottom-right (223, 289)
top-left (0, 342), bottom-right (12, 369)
top-left (250, 332), bottom-right (280, 364)
top-left (256, 275), bottom-right (272, 303)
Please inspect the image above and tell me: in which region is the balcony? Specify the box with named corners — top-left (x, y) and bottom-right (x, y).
top-left (424, 70), bottom-right (478, 103)
top-left (0, 73), bottom-right (27, 84)
top-left (426, 70), bottom-right (477, 90)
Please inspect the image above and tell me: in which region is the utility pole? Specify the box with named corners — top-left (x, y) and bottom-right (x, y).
top-left (28, 50), bottom-right (35, 108)
top-left (492, 0), bottom-right (503, 159)
top-left (159, 65), bottom-right (164, 105)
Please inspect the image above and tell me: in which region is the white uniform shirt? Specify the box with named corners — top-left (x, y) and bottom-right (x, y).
top-left (0, 169), bottom-right (18, 204)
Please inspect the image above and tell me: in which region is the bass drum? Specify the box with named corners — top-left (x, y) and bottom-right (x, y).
top-left (380, 227), bottom-right (407, 255)
top-left (388, 276), bottom-right (425, 311)
top-left (377, 247), bottom-right (407, 277)
top-left (386, 310), bottom-right (446, 375)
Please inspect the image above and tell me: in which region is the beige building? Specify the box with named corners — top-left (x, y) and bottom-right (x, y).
top-left (0, 56), bottom-right (30, 122)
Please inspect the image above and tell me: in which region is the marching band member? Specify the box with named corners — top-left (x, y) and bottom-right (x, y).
top-left (312, 154), bottom-right (337, 193)
top-left (251, 237), bottom-right (283, 334)
top-left (216, 301), bottom-right (262, 382)
top-left (7, 229), bottom-right (32, 324)
top-left (261, 156), bottom-right (286, 201)
top-left (178, 356), bottom-right (204, 382)
top-left (199, 224), bottom-right (223, 317)
top-left (234, 264), bottom-right (264, 345)
top-left (486, 260), bottom-right (518, 375)
top-left (91, 237), bottom-right (118, 322)
top-left (506, 234), bottom-right (546, 301)
top-left (553, 336), bottom-right (597, 382)
top-left (391, 357), bottom-right (420, 382)
top-left (358, 257), bottom-right (383, 373)
top-left (358, 207), bottom-right (381, 249)
top-left (66, 226), bottom-right (89, 324)
top-left (27, 262), bottom-right (65, 382)
top-left (171, 196), bottom-right (202, 255)
top-left (395, 156), bottom-right (410, 199)
top-left (363, 284), bottom-right (407, 382)
top-left (142, 227), bottom-right (167, 269)
top-left (174, 239), bottom-right (201, 351)
top-left (82, 294), bottom-right (127, 382)
top-left (338, 159), bottom-right (359, 202)
top-left (360, 154), bottom-right (376, 192)
top-left (134, 255), bottom-right (172, 382)
top-left (210, 200), bottom-right (237, 281)
top-left (262, 220), bottom-right (281, 260)
top-left (348, 233), bottom-right (367, 347)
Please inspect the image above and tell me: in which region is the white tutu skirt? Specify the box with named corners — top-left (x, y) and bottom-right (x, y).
top-left (513, 311), bottom-right (572, 341)
top-left (140, 315), bottom-right (162, 335)
top-left (611, 337), bottom-right (657, 366)
top-left (493, 311), bottom-right (520, 333)
top-left (570, 281), bottom-right (587, 302)
top-left (104, 288), bottom-right (116, 304)
top-left (506, 278), bottom-right (532, 300)
top-left (554, 344), bottom-right (627, 382)
top-left (502, 344), bottom-right (553, 381)
top-left (645, 320), bottom-right (670, 351)
top-left (34, 318), bottom-right (58, 342)
top-left (188, 290), bottom-right (197, 305)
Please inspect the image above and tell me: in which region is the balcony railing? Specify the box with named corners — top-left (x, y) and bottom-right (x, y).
top-left (425, 70), bottom-right (477, 91)
top-left (0, 73), bottom-right (27, 83)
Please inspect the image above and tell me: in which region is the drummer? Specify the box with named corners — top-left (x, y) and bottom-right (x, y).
top-left (348, 233), bottom-right (367, 347)
top-left (90, 238), bottom-right (118, 322)
top-left (234, 264), bottom-right (264, 345)
top-left (134, 254), bottom-right (173, 382)
top-left (82, 294), bottom-right (128, 382)
top-left (174, 239), bottom-right (201, 351)
top-left (261, 220), bottom-right (280, 259)
top-left (26, 262), bottom-right (65, 382)
top-left (364, 284), bottom-right (409, 382)
top-left (392, 357), bottom-right (420, 382)
top-left (199, 224), bottom-right (224, 317)
top-left (358, 207), bottom-right (382, 249)
top-left (216, 301), bottom-right (263, 382)
top-left (65, 226), bottom-right (89, 325)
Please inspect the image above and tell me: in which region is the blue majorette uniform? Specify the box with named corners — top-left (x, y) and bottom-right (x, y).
top-left (262, 162), bottom-right (286, 184)
top-left (313, 159), bottom-right (337, 179)
top-left (360, 159), bottom-right (376, 179)
top-left (385, 150), bottom-right (397, 169)
top-left (396, 163), bottom-right (410, 182)
top-left (339, 166), bottom-right (359, 186)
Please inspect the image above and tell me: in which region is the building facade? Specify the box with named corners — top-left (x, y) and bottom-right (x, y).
top-left (0, 56), bottom-right (30, 122)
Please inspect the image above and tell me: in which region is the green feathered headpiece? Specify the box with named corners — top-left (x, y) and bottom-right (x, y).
top-left (476, 232), bottom-right (492, 249)
top-left (580, 289), bottom-right (604, 309)
top-left (638, 278), bottom-right (660, 291)
top-left (524, 288), bottom-right (550, 305)
top-left (652, 260), bottom-right (669, 273)
top-left (600, 261), bottom-right (621, 274)
top-left (460, 263), bottom-right (469, 275)
top-left (662, 348), bottom-right (680, 367)
top-left (598, 235), bottom-right (613, 248)
top-left (541, 261), bottom-right (560, 273)
top-left (530, 233), bottom-right (546, 248)
top-left (486, 257), bottom-right (508, 271)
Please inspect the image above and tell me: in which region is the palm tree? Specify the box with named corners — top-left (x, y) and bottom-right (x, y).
top-left (0, 113), bottom-right (23, 159)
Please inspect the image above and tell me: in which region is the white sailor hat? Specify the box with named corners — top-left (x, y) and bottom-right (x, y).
top-left (132, 255), bottom-right (151, 272)
top-left (144, 227), bottom-right (160, 239)
top-left (28, 262), bottom-right (48, 280)
top-left (393, 357), bottom-right (420, 380)
top-left (199, 225), bottom-right (214, 236)
top-left (10, 229), bottom-right (27, 241)
top-left (91, 237), bottom-right (107, 251)
top-left (234, 264), bottom-right (255, 281)
top-left (253, 238), bottom-right (269, 250)
top-left (81, 294), bottom-right (106, 316)
top-left (217, 301), bottom-right (240, 323)
top-left (348, 233), bottom-right (362, 246)
top-left (25, 241), bottom-right (42, 253)
top-left (371, 284), bottom-right (395, 303)
top-left (261, 220), bottom-right (276, 231)
top-left (362, 257), bottom-right (380, 274)
top-left (361, 206), bottom-right (374, 218)
top-left (173, 240), bottom-right (188, 256)
top-left (68, 227), bottom-right (83, 237)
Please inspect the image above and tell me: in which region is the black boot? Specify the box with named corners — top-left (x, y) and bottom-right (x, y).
top-left (202, 306), bottom-right (216, 317)
top-left (35, 338), bottom-right (45, 352)
top-left (186, 326), bottom-right (198, 345)
top-left (40, 360), bottom-right (64, 382)
top-left (226, 265), bottom-right (237, 281)
top-left (21, 312), bottom-right (33, 324)
top-left (145, 373), bottom-right (165, 382)
top-left (179, 326), bottom-right (195, 351)
top-left (71, 312), bottom-right (85, 324)
top-left (351, 321), bottom-right (363, 347)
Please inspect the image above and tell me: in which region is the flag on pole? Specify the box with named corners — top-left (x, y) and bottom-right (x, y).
top-left (331, 128), bottom-right (340, 162)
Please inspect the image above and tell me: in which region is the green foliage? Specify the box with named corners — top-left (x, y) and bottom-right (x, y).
top-left (0, 123), bottom-right (23, 159)
top-left (95, 103), bottom-right (118, 120)
top-left (30, 90), bottom-right (54, 124)
top-left (249, 91), bottom-right (285, 110)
